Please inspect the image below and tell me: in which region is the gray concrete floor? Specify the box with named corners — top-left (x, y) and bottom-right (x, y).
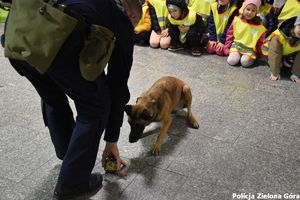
top-left (0, 45), bottom-right (299, 200)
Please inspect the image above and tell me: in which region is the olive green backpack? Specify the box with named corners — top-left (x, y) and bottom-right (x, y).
top-left (4, 0), bottom-right (78, 73)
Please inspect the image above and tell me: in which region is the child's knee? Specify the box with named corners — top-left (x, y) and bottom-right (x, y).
top-left (241, 55), bottom-right (254, 67)
top-left (160, 37), bottom-right (171, 49)
top-left (227, 52), bottom-right (240, 65)
top-left (150, 40), bottom-right (160, 48)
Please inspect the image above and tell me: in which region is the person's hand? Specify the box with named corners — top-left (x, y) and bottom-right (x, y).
top-left (178, 25), bottom-right (189, 33)
top-left (101, 142), bottom-right (127, 176)
top-left (208, 40), bottom-right (217, 48)
top-left (216, 42), bottom-right (224, 51)
top-left (161, 29), bottom-right (169, 37)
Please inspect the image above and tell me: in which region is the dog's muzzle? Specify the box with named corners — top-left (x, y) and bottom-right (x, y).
top-left (129, 123), bottom-right (145, 143)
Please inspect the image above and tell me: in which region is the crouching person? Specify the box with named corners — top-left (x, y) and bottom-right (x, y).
top-left (264, 14), bottom-right (300, 83)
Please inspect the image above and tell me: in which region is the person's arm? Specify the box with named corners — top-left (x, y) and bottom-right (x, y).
top-left (208, 9), bottom-right (217, 41)
top-left (134, 7), bottom-right (151, 33)
top-left (104, 13), bottom-right (134, 143)
top-left (219, 8), bottom-right (238, 44)
top-left (268, 35), bottom-right (283, 76)
top-left (224, 20), bottom-right (234, 55)
top-left (148, 3), bottom-right (161, 33)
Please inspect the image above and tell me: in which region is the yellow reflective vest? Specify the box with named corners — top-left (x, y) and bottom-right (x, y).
top-left (148, 0), bottom-right (169, 30)
top-left (211, 2), bottom-right (237, 42)
top-left (230, 16), bottom-right (266, 59)
top-left (278, 0), bottom-right (300, 21)
top-left (136, 2), bottom-right (149, 29)
top-left (188, 0), bottom-right (214, 19)
top-left (263, 29), bottom-right (300, 56)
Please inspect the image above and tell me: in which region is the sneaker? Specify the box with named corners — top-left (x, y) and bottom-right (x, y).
top-left (168, 44), bottom-right (185, 51)
top-left (192, 47), bottom-right (201, 56)
top-left (53, 173), bottom-right (103, 200)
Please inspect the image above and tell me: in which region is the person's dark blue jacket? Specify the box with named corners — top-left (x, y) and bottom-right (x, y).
top-left (208, 4), bottom-right (238, 44)
top-left (60, 0), bottom-right (134, 142)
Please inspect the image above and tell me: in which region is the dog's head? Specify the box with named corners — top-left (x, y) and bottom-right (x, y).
top-left (124, 97), bottom-right (157, 143)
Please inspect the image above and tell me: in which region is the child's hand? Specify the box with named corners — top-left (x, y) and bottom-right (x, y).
top-left (209, 41), bottom-right (217, 47)
top-left (161, 29), bottom-right (169, 37)
top-left (216, 42), bottom-right (224, 51)
top-left (178, 25), bottom-right (189, 33)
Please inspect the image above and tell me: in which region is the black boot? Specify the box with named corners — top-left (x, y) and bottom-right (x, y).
top-left (53, 173), bottom-right (103, 199)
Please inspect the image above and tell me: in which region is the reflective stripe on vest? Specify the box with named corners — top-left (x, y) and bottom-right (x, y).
top-left (211, 2), bottom-right (237, 42)
top-left (278, 0), bottom-right (300, 20)
top-left (188, 0), bottom-right (214, 18)
top-left (148, 0), bottom-right (168, 29)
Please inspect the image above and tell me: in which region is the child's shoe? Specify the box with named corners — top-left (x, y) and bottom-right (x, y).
top-left (191, 47), bottom-right (201, 56)
top-left (168, 44), bottom-right (185, 51)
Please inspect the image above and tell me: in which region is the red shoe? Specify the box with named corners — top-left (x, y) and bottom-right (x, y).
top-left (192, 47), bottom-right (201, 56)
top-left (168, 44), bottom-right (185, 51)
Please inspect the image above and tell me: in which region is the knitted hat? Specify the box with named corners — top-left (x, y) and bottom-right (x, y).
top-left (242, 0), bottom-right (261, 10)
top-left (295, 13), bottom-right (300, 26)
top-left (166, 0), bottom-right (188, 10)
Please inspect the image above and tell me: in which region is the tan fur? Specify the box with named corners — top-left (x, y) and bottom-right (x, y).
top-left (125, 76), bottom-right (199, 155)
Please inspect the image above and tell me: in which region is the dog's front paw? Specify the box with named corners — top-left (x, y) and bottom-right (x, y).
top-left (191, 120), bottom-right (199, 129)
top-left (152, 144), bottom-right (161, 155)
top-left (188, 115), bottom-right (199, 129)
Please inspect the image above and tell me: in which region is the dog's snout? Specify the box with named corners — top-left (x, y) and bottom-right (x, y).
top-left (128, 123), bottom-right (145, 143)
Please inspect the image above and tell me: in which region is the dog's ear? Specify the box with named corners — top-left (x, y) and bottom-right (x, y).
top-left (140, 108), bottom-right (152, 121)
top-left (124, 105), bottom-right (132, 116)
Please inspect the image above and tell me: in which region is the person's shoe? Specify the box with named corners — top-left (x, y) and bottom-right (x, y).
top-left (191, 47), bottom-right (201, 56)
top-left (53, 173), bottom-right (103, 200)
top-left (168, 44), bottom-right (185, 51)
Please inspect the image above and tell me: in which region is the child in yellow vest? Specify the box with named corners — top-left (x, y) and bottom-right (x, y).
top-left (134, 0), bottom-right (152, 45)
top-left (275, 0), bottom-right (300, 23)
top-left (166, 0), bottom-right (206, 56)
top-left (224, 0), bottom-right (267, 67)
top-left (266, 14), bottom-right (300, 83)
top-left (148, 0), bottom-right (171, 49)
top-left (188, 0), bottom-right (215, 23)
top-left (207, 0), bottom-right (238, 56)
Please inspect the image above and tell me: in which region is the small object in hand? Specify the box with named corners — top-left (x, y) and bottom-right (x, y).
top-left (105, 155), bottom-right (117, 173)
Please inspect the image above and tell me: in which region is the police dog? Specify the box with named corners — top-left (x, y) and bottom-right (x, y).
top-left (124, 76), bottom-right (199, 155)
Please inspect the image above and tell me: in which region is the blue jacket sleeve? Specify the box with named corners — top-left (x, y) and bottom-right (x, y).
top-left (208, 10), bottom-right (217, 41)
top-left (219, 8), bottom-right (238, 44)
top-left (104, 6), bottom-right (134, 143)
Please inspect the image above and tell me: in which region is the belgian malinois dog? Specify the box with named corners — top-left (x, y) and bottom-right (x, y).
top-left (124, 76), bottom-right (199, 155)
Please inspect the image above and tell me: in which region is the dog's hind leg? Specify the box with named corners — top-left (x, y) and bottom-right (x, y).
top-left (153, 115), bottom-right (172, 155)
top-left (183, 84), bottom-right (199, 129)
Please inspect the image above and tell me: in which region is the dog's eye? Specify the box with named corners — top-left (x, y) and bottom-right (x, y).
top-left (140, 109), bottom-right (152, 121)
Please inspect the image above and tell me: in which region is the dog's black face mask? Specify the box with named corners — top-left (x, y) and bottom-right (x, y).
top-left (128, 122), bottom-right (145, 143)
top-left (124, 104), bottom-right (153, 143)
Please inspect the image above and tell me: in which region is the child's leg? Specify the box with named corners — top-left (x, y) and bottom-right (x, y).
top-left (160, 36), bottom-right (171, 49)
top-left (227, 52), bottom-right (241, 66)
top-left (149, 30), bottom-right (161, 48)
top-left (240, 55), bottom-right (255, 68)
top-left (207, 40), bottom-right (217, 54)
